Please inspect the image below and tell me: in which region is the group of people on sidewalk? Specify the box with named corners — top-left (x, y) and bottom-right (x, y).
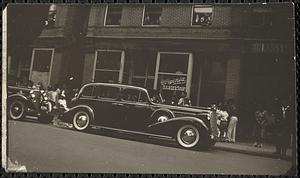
top-left (215, 99), bottom-right (239, 143)
top-left (252, 96), bottom-right (295, 158)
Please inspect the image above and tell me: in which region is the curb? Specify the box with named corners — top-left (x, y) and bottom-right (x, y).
top-left (213, 145), bottom-right (292, 161)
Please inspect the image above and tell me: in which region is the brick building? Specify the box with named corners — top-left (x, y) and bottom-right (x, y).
top-left (9, 4), bottom-right (294, 109)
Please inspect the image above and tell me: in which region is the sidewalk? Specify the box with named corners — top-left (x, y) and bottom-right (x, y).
top-left (214, 141), bottom-right (292, 160)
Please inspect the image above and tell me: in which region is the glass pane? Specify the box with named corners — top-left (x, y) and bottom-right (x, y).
top-left (95, 71), bottom-right (119, 83)
top-left (32, 50), bottom-right (52, 72)
top-left (157, 74), bottom-right (187, 105)
top-left (96, 51), bottom-right (122, 70)
top-left (94, 85), bottom-right (120, 99)
top-left (192, 6), bottom-right (213, 26)
top-left (105, 5), bottom-right (122, 26)
top-left (120, 89), bottom-right (140, 102)
top-left (159, 53), bottom-right (189, 74)
top-left (81, 85), bottom-right (94, 97)
top-left (143, 6), bottom-right (162, 25)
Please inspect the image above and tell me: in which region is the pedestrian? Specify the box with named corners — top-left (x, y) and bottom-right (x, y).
top-left (216, 102), bottom-right (229, 141)
top-left (272, 97), bottom-right (292, 158)
top-left (226, 99), bottom-right (239, 143)
top-left (252, 104), bottom-right (267, 148)
top-left (178, 91), bottom-right (191, 106)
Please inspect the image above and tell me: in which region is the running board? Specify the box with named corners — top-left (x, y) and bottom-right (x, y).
top-left (90, 125), bottom-right (174, 140)
top-left (25, 116), bottom-right (38, 120)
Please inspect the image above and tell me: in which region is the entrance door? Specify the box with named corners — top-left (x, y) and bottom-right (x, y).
top-left (154, 52), bottom-right (193, 105)
top-left (29, 48), bottom-right (54, 88)
top-left (93, 50), bottom-right (125, 83)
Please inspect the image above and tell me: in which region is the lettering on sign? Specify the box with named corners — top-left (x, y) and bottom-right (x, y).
top-left (161, 77), bottom-right (186, 91)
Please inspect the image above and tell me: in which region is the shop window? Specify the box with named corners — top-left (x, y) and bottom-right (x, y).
top-left (105, 5), bottom-right (122, 26)
top-left (132, 51), bottom-right (156, 88)
top-left (45, 4), bottom-right (57, 27)
top-left (192, 5), bottom-right (213, 26)
top-left (94, 50), bottom-right (124, 83)
top-left (143, 5), bottom-right (162, 26)
top-left (32, 49), bottom-right (53, 72)
top-left (157, 53), bottom-right (190, 104)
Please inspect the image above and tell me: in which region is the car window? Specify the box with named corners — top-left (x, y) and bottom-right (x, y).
top-left (120, 89), bottom-right (149, 103)
top-left (139, 91), bottom-right (149, 103)
top-left (81, 85), bottom-right (94, 97)
top-left (94, 86), bottom-right (120, 99)
top-left (120, 89), bottom-right (140, 102)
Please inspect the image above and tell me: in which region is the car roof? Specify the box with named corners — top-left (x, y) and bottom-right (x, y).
top-left (82, 83), bottom-right (148, 93)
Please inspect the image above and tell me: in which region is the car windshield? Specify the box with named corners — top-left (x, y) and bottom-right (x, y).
top-left (148, 89), bottom-right (164, 104)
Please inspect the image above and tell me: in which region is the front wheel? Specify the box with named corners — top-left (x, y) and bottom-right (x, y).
top-left (9, 100), bottom-right (27, 120)
top-left (72, 110), bottom-right (90, 131)
top-left (176, 125), bottom-right (200, 148)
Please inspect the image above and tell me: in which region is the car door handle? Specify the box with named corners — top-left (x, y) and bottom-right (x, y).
top-left (112, 103), bottom-right (124, 106)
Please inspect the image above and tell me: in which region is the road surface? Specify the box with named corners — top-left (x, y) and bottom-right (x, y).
top-left (6, 120), bottom-right (291, 174)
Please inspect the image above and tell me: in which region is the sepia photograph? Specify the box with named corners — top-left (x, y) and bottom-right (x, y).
top-left (2, 3), bottom-right (297, 175)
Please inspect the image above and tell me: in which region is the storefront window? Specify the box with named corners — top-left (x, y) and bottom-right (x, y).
top-left (143, 5), bottom-right (162, 26)
top-left (105, 5), bottom-right (122, 26)
top-left (95, 50), bottom-right (124, 83)
top-left (131, 51), bottom-right (156, 88)
top-left (192, 5), bottom-right (213, 26)
top-left (156, 53), bottom-right (190, 104)
top-left (32, 49), bottom-right (53, 72)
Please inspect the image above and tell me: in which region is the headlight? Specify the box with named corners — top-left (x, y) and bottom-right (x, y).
top-left (31, 94), bottom-right (36, 98)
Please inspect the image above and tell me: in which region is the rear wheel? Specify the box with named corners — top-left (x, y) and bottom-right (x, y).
top-left (72, 110), bottom-right (90, 131)
top-left (9, 100), bottom-right (27, 120)
top-left (176, 125), bottom-right (200, 148)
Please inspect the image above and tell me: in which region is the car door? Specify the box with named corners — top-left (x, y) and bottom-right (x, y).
top-left (118, 89), bottom-right (153, 132)
top-left (92, 85), bottom-right (122, 127)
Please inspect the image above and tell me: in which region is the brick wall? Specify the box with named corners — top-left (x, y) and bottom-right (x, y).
top-left (121, 5), bottom-right (144, 26)
top-left (224, 59), bottom-right (241, 101)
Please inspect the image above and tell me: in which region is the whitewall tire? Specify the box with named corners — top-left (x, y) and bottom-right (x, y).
top-left (177, 125), bottom-right (200, 148)
top-left (73, 111), bottom-right (90, 131)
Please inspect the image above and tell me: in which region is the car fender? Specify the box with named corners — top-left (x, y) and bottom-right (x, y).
top-left (63, 105), bottom-right (95, 121)
top-left (148, 116), bottom-right (209, 132)
top-left (150, 108), bottom-right (175, 120)
top-left (7, 94), bottom-right (30, 105)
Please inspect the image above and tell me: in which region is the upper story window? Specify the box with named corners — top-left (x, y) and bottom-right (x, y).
top-left (105, 5), bottom-right (122, 26)
top-left (45, 4), bottom-right (57, 27)
top-left (143, 5), bottom-right (162, 26)
top-left (252, 8), bottom-right (273, 27)
top-left (192, 5), bottom-right (213, 26)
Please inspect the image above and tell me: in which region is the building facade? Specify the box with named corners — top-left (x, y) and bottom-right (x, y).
top-left (11, 4), bottom-right (294, 109)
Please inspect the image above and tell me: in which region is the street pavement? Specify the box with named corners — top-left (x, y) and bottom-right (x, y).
top-left (7, 120), bottom-right (292, 174)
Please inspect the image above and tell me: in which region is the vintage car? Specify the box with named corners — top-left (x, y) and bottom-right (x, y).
top-left (62, 83), bottom-right (218, 149)
top-left (7, 85), bottom-right (54, 123)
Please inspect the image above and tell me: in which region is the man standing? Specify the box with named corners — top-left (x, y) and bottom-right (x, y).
top-left (272, 97), bottom-right (292, 158)
top-left (226, 99), bottom-right (239, 143)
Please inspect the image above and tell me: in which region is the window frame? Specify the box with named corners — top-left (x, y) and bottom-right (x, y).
top-left (104, 5), bottom-right (123, 27)
top-left (142, 5), bottom-right (162, 27)
top-left (190, 5), bottom-right (214, 27)
top-left (29, 48), bottom-right (55, 86)
top-left (93, 49), bottom-right (125, 84)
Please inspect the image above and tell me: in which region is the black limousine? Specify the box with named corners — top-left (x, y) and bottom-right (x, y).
top-left (62, 83), bottom-right (218, 149)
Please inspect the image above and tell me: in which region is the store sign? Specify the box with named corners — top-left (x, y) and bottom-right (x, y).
top-left (251, 43), bottom-right (289, 53)
top-left (161, 77), bottom-right (186, 91)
